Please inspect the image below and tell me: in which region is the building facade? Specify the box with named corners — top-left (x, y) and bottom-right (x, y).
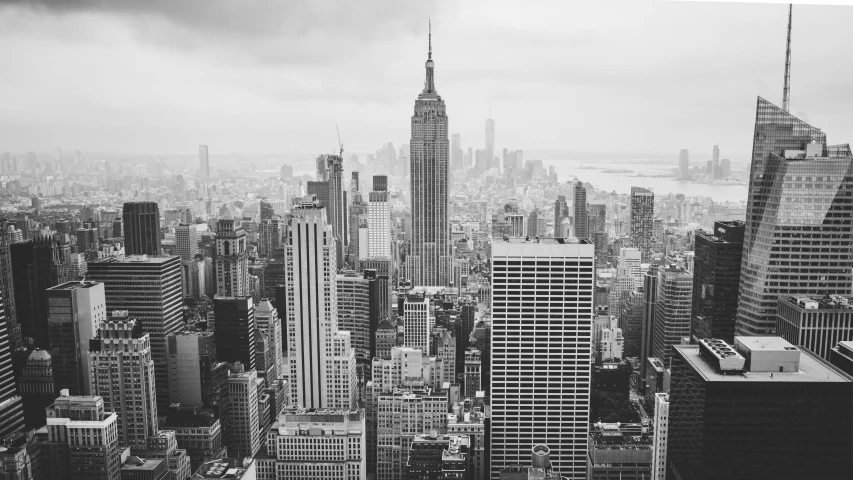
top-left (123, 202), bottom-right (162, 256)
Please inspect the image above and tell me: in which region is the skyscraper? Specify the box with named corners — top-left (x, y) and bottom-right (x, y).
top-left (651, 393), bottom-right (669, 480)
top-left (485, 117), bottom-right (495, 171)
top-left (46, 281), bottom-right (106, 396)
top-left (225, 366), bottom-right (261, 458)
top-left (0, 290), bottom-right (23, 439)
top-left (327, 154), bottom-right (346, 266)
top-left (692, 221), bottom-right (744, 344)
top-left (213, 296), bottom-right (256, 370)
top-left (652, 262), bottom-right (693, 365)
top-left (712, 144), bottom-right (721, 179)
top-left (90, 313), bottom-right (158, 449)
top-left (166, 330), bottom-right (223, 410)
top-left (490, 238), bottom-right (595, 478)
top-left (630, 187), bottom-right (654, 262)
top-left (669, 338), bottom-right (853, 479)
top-left (175, 223), bottom-right (198, 262)
top-left (678, 149), bottom-right (689, 180)
top-left (554, 195), bottom-right (569, 239)
top-left (199, 145), bottom-right (209, 179)
top-left (123, 202), bottom-right (162, 256)
top-left (254, 298), bottom-right (285, 381)
top-left (0, 219), bottom-right (20, 351)
top-left (46, 393), bottom-right (121, 480)
top-left (337, 272), bottom-right (371, 375)
top-left (736, 98), bottom-right (853, 336)
top-left (285, 196), bottom-right (356, 409)
top-left (368, 175), bottom-right (391, 259)
top-left (410, 25), bottom-right (450, 287)
top-left (214, 213), bottom-right (249, 297)
top-left (87, 255), bottom-right (183, 411)
top-left (573, 180), bottom-right (588, 239)
top-left (257, 219), bottom-right (280, 260)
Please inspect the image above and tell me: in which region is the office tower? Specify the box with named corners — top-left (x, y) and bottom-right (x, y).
top-left (720, 158), bottom-right (731, 178)
top-left (451, 134), bottom-right (462, 171)
top-left (652, 262), bottom-right (693, 364)
top-left (18, 348), bottom-right (54, 427)
top-left (430, 326), bottom-right (455, 385)
top-left (651, 393), bottom-right (670, 480)
top-left (257, 219), bottom-right (280, 259)
top-left (337, 272), bottom-right (371, 374)
top-left (463, 348), bottom-right (481, 397)
top-left (46, 393), bottom-right (121, 480)
top-left (46, 281), bottom-right (105, 396)
top-left (175, 223), bottom-right (198, 261)
top-left (0, 221), bottom-right (20, 351)
top-left (630, 187), bottom-right (654, 262)
top-left (254, 299), bottom-right (285, 380)
top-left (327, 155), bottom-right (346, 266)
top-left (669, 337), bottom-right (853, 479)
top-left (410, 27), bottom-right (450, 287)
top-left (490, 238), bottom-right (595, 478)
top-left (573, 181), bottom-right (588, 239)
top-left (376, 388), bottom-right (448, 480)
top-left (256, 408), bottom-right (366, 480)
top-left (306, 180), bottom-right (330, 210)
top-left (167, 330), bottom-right (224, 409)
top-left (691, 221), bottom-right (744, 344)
top-left (554, 195), bottom-right (569, 239)
top-left (0, 292), bottom-right (23, 439)
top-left (403, 291), bottom-right (432, 354)
top-left (226, 366), bottom-right (261, 458)
top-left (777, 295), bottom-right (853, 361)
top-left (90, 314), bottom-right (158, 449)
top-left (87, 255), bottom-right (183, 411)
top-left (213, 296), bottom-right (256, 370)
top-left (285, 197), bottom-right (356, 409)
top-left (185, 256), bottom-right (206, 299)
top-left (368, 175), bottom-right (391, 259)
top-left (199, 145), bottom-right (209, 179)
top-left (214, 213), bottom-right (249, 297)
top-left (678, 149), bottom-right (689, 180)
top-left (406, 433), bottom-right (471, 479)
top-left (639, 269), bottom-right (659, 381)
top-left (14, 237), bottom-right (66, 349)
top-left (485, 117), bottom-right (495, 171)
top-left (620, 290), bottom-right (644, 358)
top-left (123, 202), bottom-right (161, 256)
top-left (737, 98), bottom-right (853, 336)
top-left (600, 316), bottom-right (624, 360)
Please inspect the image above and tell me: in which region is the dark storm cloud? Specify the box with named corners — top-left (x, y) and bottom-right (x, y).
top-left (0, 0), bottom-right (439, 65)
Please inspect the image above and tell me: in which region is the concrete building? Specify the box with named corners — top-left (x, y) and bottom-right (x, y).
top-left (255, 408), bottom-right (366, 480)
top-left (403, 292), bottom-right (433, 355)
top-left (430, 326), bottom-right (456, 386)
top-left (463, 348), bottom-right (481, 398)
top-left (46, 393), bottom-right (121, 480)
top-left (192, 457), bottom-right (256, 480)
top-left (651, 393), bottom-right (669, 480)
top-left (90, 313), bottom-right (158, 450)
top-left (376, 388), bottom-right (448, 480)
top-left (587, 422), bottom-right (652, 480)
top-left (600, 316), bottom-right (624, 360)
top-left (447, 401), bottom-right (487, 480)
top-left (161, 405), bottom-right (225, 473)
top-left (175, 224), bottom-right (198, 262)
top-left (368, 176), bottom-right (391, 259)
top-left (406, 433), bottom-right (471, 479)
top-left (375, 320), bottom-right (399, 359)
top-left (47, 280), bottom-right (106, 396)
top-left (669, 337), bottom-right (853, 479)
top-left (225, 366), bottom-right (261, 459)
top-left (777, 294), bottom-right (853, 362)
top-left (491, 238), bottom-right (595, 479)
top-left (214, 214), bottom-right (249, 297)
top-left (285, 196), bottom-right (356, 410)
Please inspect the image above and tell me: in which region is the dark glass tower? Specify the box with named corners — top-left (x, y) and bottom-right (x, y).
top-left (213, 296), bottom-right (256, 370)
top-left (410, 24), bottom-right (450, 286)
top-left (122, 201), bottom-right (162, 256)
top-left (573, 181), bottom-right (588, 239)
top-left (736, 97), bottom-right (853, 336)
top-left (692, 221), bottom-right (744, 344)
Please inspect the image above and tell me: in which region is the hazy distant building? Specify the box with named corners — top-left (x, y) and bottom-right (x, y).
top-left (573, 181), bottom-right (588, 239)
top-left (554, 196), bottom-right (569, 239)
top-left (199, 145), bottom-right (209, 179)
top-left (486, 117), bottom-right (495, 171)
top-left (678, 149), bottom-right (689, 180)
top-left (409, 30), bottom-right (451, 287)
top-left (123, 202), bottom-right (162, 256)
top-left (451, 134), bottom-right (463, 171)
top-left (736, 98), bottom-right (853, 336)
top-left (630, 187), bottom-right (654, 262)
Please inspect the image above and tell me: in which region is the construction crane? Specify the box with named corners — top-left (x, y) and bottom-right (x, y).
top-left (336, 124), bottom-right (344, 157)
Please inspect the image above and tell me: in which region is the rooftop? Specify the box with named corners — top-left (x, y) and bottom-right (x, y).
top-left (780, 295), bottom-right (853, 311)
top-left (46, 280), bottom-right (102, 291)
top-left (675, 341), bottom-right (850, 383)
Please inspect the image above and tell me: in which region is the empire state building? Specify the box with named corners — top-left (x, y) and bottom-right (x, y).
top-left (408, 24), bottom-right (450, 286)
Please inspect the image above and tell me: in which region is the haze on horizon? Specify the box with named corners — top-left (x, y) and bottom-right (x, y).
top-left (1, 0), bottom-right (852, 162)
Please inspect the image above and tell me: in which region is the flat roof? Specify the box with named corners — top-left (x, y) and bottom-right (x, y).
top-left (89, 255), bottom-right (178, 265)
top-left (47, 280), bottom-right (102, 291)
top-left (674, 344), bottom-right (851, 383)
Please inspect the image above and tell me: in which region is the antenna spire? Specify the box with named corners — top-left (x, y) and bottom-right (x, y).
top-left (783, 4), bottom-right (792, 112)
top-left (428, 19), bottom-right (432, 60)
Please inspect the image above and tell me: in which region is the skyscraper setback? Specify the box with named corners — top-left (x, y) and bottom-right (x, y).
top-left (409, 25), bottom-right (450, 287)
top-left (736, 98), bottom-right (853, 336)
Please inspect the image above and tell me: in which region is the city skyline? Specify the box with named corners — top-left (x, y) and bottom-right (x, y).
top-left (2, 2), bottom-right (853, 159)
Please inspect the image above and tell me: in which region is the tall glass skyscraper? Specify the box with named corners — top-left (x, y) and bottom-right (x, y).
top-left (736, 97), bottom-right (853, 336)
top-left (409, 26), bottom-right (450, 286)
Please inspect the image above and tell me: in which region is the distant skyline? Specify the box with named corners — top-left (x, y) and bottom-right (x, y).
top-left (1, 0), bottom-right (853, 160)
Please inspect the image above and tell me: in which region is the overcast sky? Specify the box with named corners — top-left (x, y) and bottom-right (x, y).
top-left (1, 0), bottom-right (852, 161)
